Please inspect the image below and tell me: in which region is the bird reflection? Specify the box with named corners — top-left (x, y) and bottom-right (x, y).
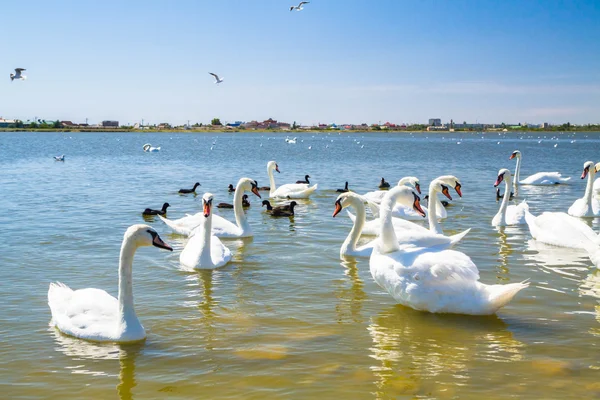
top-left (368, 306), bottom-right (523, 397)
top-left (495, 226), bottom-right (512, 277)
top-left (196, 269), bottom-right (218, 350)
top-left (524, 239), bottom-right (590, 269)
top-left (334, 258), bottom-right (367, 323)
top-left (50, 329), bottom-right (142, 400)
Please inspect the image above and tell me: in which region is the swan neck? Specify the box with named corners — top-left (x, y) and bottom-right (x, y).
top-left (343, 200), bottom-right (365, 253)
top-left (513, 155), bottom-right (521, 192)
top-left (268, 167), bottom-right (277, 196)
top-left (200, 214), bottom-right (213, 266)
top-left (233, 182), bottom-right (249, 231)
top-left (379, 194), bottom-right (400, 254)
top-left (118, 237), bottom-right (137, 322)
top-left (427, 187), bottom-right (442, 234)
top-left (498, 176), bottom-right (512, 223)
top-left (584, 168), bottom-right (595, 205)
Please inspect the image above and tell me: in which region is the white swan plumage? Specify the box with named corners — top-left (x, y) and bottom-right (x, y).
top-left (524, 209), bottom-right (600, 250)
top-left (159, 178), bottom-right (261, 238)
top-left (361, 177), bottom-right (421, 205)
top-left (143, 143), bottom-right (160, 152)
top-left (334, 192), bottom-right (468, 258)
top-left (510, 150), bottom-right (570, 192)
top-left (47, 225), bottom-right (173, 342)
top-left (267, 161), bottom-right (317, 198)
top-left (369, 186), bottom-right (528, 315)
top-left (492, 169), bottom-right (528, 226)
top-left (180, 193), bottom-right (232, 269)
top-left (568, 161), bottom-right (600, 217)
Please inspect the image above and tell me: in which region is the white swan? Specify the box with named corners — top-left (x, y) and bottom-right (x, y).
top-left (285, 137), bottom-right (297, 144)
top-left (568, 161), bottom-right (600, 218)
top-left (333, 192), bottom-right (468, 258)
top-left (369, 186), bottom-right (529, 315)
top-left (143, 143), bottom-right (160, 152)
top-left (492, 169), bottom-right (528, 226)
top-left (47, 225), bottom-right (173, 342)
top-left (524, 209), bottom-right (600, 250)
top-left (361, 177), bottom-right (420, 205)
top-left (267, 161), bottom-right (317, 198)
top-left (180, 193), bottom-right (232, 270)
top-left (510, 150), bottom-right (570, 192)
top-left (159, 178), bottom-right (261, 238)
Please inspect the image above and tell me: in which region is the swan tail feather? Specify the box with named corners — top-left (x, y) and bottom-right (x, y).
top-left (449, 228), bottom-right (471, 245)
top-left (486, 281), bottom-right (529, 311)
top-left (48, 282), bottom-right (73, 325)
top-left (158, 215), bottom-right (192, 236)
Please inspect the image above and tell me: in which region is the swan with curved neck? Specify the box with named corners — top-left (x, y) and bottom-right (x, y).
top-left (370, 186), bottom-right (529, 315)
top-left (568, 161), bottom-right (600, 217)
top-left (334, 191), bottom-right (469, 258)
top-left (510, 150), bottom-right (570, 193)
top-left (492, 169), bottom-right (528, 226)
top-left (48, 225), bottom-right (173, 342)
top-left (159, 178), bottom-right (260, 237)
top-left (180, 193), bottom-right (232, 269)
top-left (267, 161), bottom-right (318, 198)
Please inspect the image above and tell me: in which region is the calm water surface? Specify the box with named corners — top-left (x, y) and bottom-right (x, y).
top-left (2, 131), bottom-right (600, 399)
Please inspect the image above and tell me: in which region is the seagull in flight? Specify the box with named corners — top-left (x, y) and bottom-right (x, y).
top-left (10, 68), bottom-right (26, 81)
top-left (209, 72), bottom-right (224, 84)
top-left (290, 1), bottom-right (309, 11)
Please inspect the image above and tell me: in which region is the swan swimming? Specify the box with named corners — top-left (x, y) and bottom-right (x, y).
top-left (47, 225), bottom-right (173, 342)
top-left (492, 169), bottom-right (528, 226)
top-left (160, 178), bottom-right (261, 237)
top-left (143, 144), bottom-right (160, 152)
top-left (369, 186), bottom-right (529, 315)
top-left (568, 161), bottom-right (600, 218)
top-left (510, 150), bottom-right (570, 193)
top-left (180, 193), bottom-right (232, 270)
top-left (267, 161), bottom-right (317, 199)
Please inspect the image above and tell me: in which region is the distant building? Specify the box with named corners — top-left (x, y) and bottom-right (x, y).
top-left (428, 118), bottom-right (442, 127)
top-left (0, 118), bottom-right (17, 127)
top-left (102, 120), bottom-right (119, 128)
top-left (542, 122), bottom-right (550, 129)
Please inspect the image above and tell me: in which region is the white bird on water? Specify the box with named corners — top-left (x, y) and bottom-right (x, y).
top-left (290, 1), bottom-right (309, 11)
top-left (54, 155), bottom-right (65, 161)
top-left (10, 68), bottom-right (26, 81)
top-left (209, 72), bottom-right (224, 84)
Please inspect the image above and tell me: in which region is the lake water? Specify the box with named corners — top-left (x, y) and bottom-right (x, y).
top-left (2, 130), bottom-right (600, 399)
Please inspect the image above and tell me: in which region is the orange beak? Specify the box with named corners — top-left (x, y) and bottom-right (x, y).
top-left (332, 201), bottom-right (342, 217)
top-left (203, 201), bottom-right (211, 217)
top-left (251, 185), bottom-right (261, 198)
top-left (415, 183), bottom-right (421, 194)
top-left (582, 167), bottom-right (589, 179)
top-left (509, 153), bottom-right (516, 160)
top-left (455, 184), bottom-right (462, 197)
top-left (413, 195), bottom-right (426, 217)
top-left (442, 186), bottom-right (452, 200)
top-left (494, 174), bottom-right (504, 187)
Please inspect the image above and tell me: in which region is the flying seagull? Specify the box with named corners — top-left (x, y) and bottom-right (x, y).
top-left (10, 68), bottom-right (26, 81)
top-left (209, 72), bottom-right (224, 84)
top-left (290, 1), bottom-right (309, 11)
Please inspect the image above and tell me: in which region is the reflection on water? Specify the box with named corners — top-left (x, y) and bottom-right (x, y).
top-left (368, 306), bottom-right (524, 397)
top-left (334, 258), bottom-right (367, 324)
top-left (50, 329), bottom-right (142, 400)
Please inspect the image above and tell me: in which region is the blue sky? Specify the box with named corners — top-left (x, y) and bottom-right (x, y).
top-left (2, 0), bottom-right (599, 125)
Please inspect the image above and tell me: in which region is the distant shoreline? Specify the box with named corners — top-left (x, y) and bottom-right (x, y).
top-left (0, 128), bottom-right (598, 134)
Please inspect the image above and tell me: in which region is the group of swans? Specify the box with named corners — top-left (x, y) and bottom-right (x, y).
top-left (509, 150), bottom-right (570, 192)
top-left (568, 161), bottom-right (600, 217)
top-left (266, 161), bottom-right (318, 198)
top-left (342, 185), bottom-right (528, 315)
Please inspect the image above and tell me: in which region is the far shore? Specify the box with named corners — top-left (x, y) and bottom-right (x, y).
top-left (0, 128), bottom-right (598, 134)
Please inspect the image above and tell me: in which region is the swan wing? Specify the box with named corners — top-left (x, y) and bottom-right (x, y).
top-left (361, 190), bottom-right (387, 204)
top-left (272, 183), bottom-right (317, 199)
top-left (505, 201), bottom-right (529, 224)
top-left (211, 235), bottom-right (233, 267)
top-left (521, 172), bottom-right (570, 185)
top-left (48, 283), bottom-right (119, 340)
top-left (211, 214), bottom-right (244, 237)
top-left (527, 211), bottom-right (599, 249)
top-left (158, 214), bottom-right (203, 236)
top-left (347, 210), bottom-right (431, 237)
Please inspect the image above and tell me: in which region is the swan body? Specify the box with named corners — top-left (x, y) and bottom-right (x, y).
top-left (267, 161), bottom-right (317, 198)
top-left (180, 193), bottom-right (232, 270)
top-left (568, 161), bottom-right (600, 217)
top-left (142, 144), bottom-right (160, 152)
top-left (369, 186), bottom-right (528, 315)
top-left (510, 150), bottom-right (570, 192)
top-left (160, 178), bottom-right (260, 237)
top-left (48, 225), bottom-right (173, 342)
top-left (492, 169), bottom-right (528, 226)
top-left (334, 192), bottom-right (468, 258)
top-left (525, 210), bottom-right (600, 249)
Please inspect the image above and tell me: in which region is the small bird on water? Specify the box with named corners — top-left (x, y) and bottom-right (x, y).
top-left (179, 182), bottom-right (201, 194)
